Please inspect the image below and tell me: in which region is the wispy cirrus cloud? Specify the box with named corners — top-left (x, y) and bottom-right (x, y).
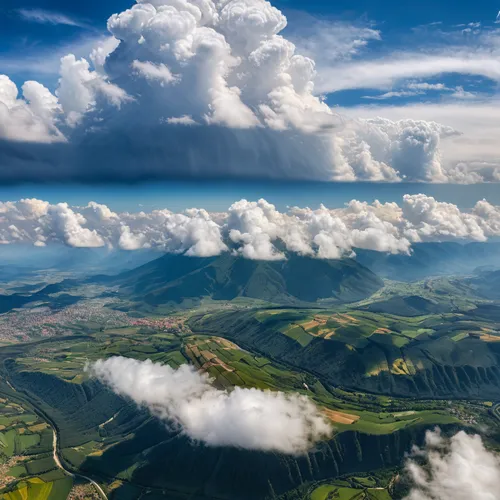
top-left (16, 8), bottom-right (93, 30)
top-left (288, 16), bottom-right (381, 66)
top-left (362, 82), bottom-right (478, 101)
top-left (363, 90), bottom-right (424, 100)
top-left (300, 19), bottom-right (500, 95)
top-left (0, 34), bottom-right (110, 78)
top-left (316, 54), bottom-right (500, 94)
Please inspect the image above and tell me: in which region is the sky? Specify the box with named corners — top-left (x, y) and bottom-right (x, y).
top-left (1, 181), bottom-right (500, 213)
top-left (2, 0), bottom-right (499, 99)
top-left (1, 0), bottom-right (500, 190)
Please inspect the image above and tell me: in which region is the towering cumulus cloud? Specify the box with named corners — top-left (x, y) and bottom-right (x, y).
top-left (2, 195), bottom-right (500, 257)
top-left (404, 428), bottom-right (500, 500)
top-left (88, 357), bottom-right (331, 454)
top-left (0, 0), bottom-right (477, 182)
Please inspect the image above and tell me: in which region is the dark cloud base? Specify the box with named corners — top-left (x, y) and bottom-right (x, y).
top-left (0, 123), bottom-right (337, 184)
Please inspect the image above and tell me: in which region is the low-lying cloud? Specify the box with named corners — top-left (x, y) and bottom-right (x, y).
top-left (88, 356), bottom-right (331, 454)
top-left (0, 0), bottom-right (493, 183)
top-left (404, 428), bottom-right (500, 500)
top-left (2, 194), bottom-right (500, 258)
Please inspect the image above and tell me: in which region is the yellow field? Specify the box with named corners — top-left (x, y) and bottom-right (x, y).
top-left (322, 408), bottom-right (360, 425)
top-left (480, 333), bottom-right (500, 342)
top-left (3, 478), bottom-right (52, 500)
top-left (374, 328), bottom-right (392, 334)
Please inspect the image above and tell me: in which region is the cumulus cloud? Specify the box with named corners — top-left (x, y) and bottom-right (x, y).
top-left (0, 0), bottom-right (490, 183)
top-left (340, 101), bottom-right (500, 183)
top-left (404, 428), bottom-right (500, 500)
top-left (2, 194), bottom-right (500, 258)
top-left (132, 60), bottom-right (179, 85)
top-left (88, 356), bottom-right (331, 454)
top-left (57, 54), bottom-right (132, 126)
top-left (0, 75), bottom-right (64, 143)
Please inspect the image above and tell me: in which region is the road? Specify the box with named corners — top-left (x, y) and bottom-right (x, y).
top-left (0, 377), bottom-right (109, 500)
top-left (493, 402), bottom-right (500, 423)
top-left (52, 428), bottom-right (108, 500)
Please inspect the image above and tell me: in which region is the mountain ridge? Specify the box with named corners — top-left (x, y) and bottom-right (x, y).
top-left (107, 253), bottom-right (384, 306)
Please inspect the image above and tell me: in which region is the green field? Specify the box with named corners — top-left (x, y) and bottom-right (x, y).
top-left (0, 394), bottom-right (74, 499)
top-left (310, 478), bottom-right (393, 500)
top-left (189, 305), bottom-right (500, 400)
top-left (3, 477), bottom-right (73, 500)
top-left (0, 270), bottom-right (499, 499)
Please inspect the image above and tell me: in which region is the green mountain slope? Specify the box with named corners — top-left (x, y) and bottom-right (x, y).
top-left (469, 269), bottom-right (500, 300)
top-left (111, 254), bottom-right (383, 305)
top-left (355, 242), bottom-right (500, 281)
top-left (358, 295), bottom-right (449, 316)
top-left (189, 308), bottom-right (500, 399)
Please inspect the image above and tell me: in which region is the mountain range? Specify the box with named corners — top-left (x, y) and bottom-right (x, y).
top-left (355, 242), bottom-right (500, 281)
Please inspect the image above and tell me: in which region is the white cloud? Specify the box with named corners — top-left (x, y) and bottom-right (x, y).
top-left (88, 356), bottom-right (331, 454)
top-left (401, 194), bottom-right (487, 242)
top-left (17, 8), bottom-right (91, 30)
top-left (57, 54), bottom-right (132, 126)
top-left (0, 199), bottom-right (228, 256)
top-left (48, 203), bottom-right (105, 248)
top-left (118, 225), bottom-right (148, 250)
top-left (287, 17), bottom-right (381, 66)
top-left (406, 83), bottom-right (449, 91)
top-left (404, 428), bottom-right (500, 500)
top-left (363, 82), bottom-right (459, 101)
top-left (0, 75), bottom-right (64, 142)
top-left (450, 86), bottom-right (478, 100)
top-left (164, 115), bottom-right (197, 125)
top-left (317, 54), bottom-right (500, 94)
top-left (90, 37), bottom-right (122, 75)
top-left (0, 0), bottom-right (491, 183)
top-left (2, 195), bottom-right (500, 258)
top-left (339, 102), bottom-right (500, 182)
top-left (314, 26), bottom-right (500, 95)
top-left (363, 90), bottom-right (423, 100)
top-left (0, 35), bottom-right (111, 79)
top-left (132, 60), bottom-right (179, 85)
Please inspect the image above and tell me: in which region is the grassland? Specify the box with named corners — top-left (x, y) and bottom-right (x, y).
top-left (305, 470), bottom-right (395, 500)
top-left (0, 394), bottom-right (73, 500)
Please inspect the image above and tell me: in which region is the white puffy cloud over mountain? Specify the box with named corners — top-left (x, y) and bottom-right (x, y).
top-left (2, 194), bottom-right (500, 259)
top-left (0, 0), bottom-right (491, 183)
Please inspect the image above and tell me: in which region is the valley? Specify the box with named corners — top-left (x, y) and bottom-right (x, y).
top-left (0, 251), bottom-right (500, 499)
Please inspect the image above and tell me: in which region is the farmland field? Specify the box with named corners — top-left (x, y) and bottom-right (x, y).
top-left (0, 266), bottom-right (500, 499)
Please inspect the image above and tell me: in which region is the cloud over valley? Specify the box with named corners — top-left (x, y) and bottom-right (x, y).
top-left (404, 428), bottom-right (500, 500)
top-left (88, 356), bottom-right (331, 454)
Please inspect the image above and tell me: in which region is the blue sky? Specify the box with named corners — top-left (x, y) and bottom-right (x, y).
top-left (0, 180), bottom-right (499, 212)
top-left (2, 0), bottom-right (500, 103)
top-left (3, 0), bottom-right (500, 254)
